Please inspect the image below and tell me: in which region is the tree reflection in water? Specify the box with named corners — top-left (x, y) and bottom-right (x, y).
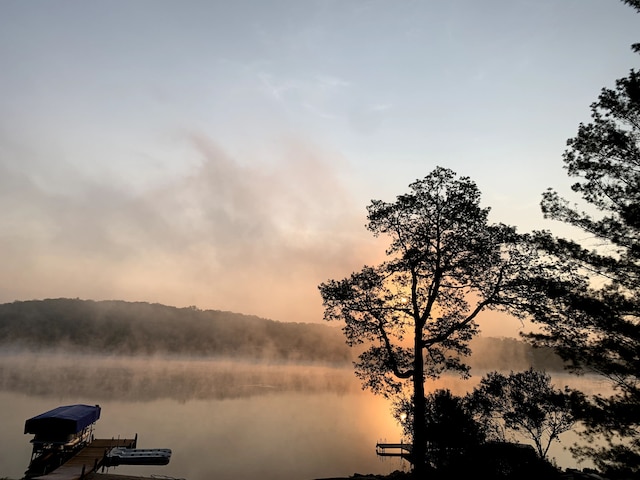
top-left (0, 352), bottom-right (609, 479)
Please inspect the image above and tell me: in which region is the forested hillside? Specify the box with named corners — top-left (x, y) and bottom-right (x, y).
top-left (0, 298), bottom-right (350, 363)
top-left (0, 298), bottom-right (566, 370)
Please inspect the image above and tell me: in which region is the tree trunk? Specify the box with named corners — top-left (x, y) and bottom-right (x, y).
top-left (412, 327), bottom-right (426, 478)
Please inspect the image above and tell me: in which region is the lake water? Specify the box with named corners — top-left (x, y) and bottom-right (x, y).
top-left (0, 352), bottom-right (609, 479)
top-left (0, 353), bottom-right (409, 480)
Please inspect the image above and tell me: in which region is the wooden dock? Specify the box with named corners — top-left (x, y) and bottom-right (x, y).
top-left (32, 437), bottom-right (137, 480)
top-left (376, 442), bottom-right (413, 462)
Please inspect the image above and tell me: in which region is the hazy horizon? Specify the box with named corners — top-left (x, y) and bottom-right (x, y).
top-left (1, 1), bottom-right (637, 338)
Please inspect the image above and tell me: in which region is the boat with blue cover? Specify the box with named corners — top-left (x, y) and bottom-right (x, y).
top-left (23, 404), bottom-right (101, 477)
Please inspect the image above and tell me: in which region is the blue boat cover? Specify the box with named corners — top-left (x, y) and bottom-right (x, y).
top-left (24, 404), bottom-right (101, 435)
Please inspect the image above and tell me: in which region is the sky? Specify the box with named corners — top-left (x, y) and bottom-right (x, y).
top-left (0, 0), bottom-right (638, 336)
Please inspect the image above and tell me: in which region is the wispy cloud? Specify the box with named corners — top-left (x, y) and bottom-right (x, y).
top-left (314, 74), bottom-right (351, 90)
top-left (0, 132), bottom-right (380, 322)
top-left (256, 70), bottom-right (351, 121)
top-left (257, 72), bottom-right (301, 102)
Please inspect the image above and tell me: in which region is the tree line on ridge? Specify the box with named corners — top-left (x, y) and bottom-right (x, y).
top-left (0, 298), bottom-right (564, 371)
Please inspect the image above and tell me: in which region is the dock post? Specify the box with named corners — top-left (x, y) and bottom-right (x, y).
top-left (80, 464), bottom-right (86, 479)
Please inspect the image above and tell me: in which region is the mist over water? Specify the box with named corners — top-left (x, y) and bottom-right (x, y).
top-left (1, 352), bottom-right (407, 480)
top-left (1, 352), bottom-right (609, 479)
top-left (0, 352), bottom-right (358, 401)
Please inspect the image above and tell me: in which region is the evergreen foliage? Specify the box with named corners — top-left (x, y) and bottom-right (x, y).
top-left (527, 68), bottom-right (640, 475)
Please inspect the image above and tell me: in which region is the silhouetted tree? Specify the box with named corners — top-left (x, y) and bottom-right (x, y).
top-left (467, 368), bottom-right (580, 460)
top-left (622, 0), bottom-right (640, 53)
top-left (525, 68), bottom-right (640, 474)
top-left (393, 389), bottom-right (486, 470)
top-left (318, 167), bottom-right (543, 477)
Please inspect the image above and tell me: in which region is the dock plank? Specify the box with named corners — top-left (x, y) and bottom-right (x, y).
top-left (32, 438), bottom-right (136, 480)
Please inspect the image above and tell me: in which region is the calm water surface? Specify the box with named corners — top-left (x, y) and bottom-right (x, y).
top-left (0, 354), bottom-right (407, 480)
top-left (0, 353), bottom-right (608, 479)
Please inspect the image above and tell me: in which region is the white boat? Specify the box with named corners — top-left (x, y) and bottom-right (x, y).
top-left (106, 447), bottom-right (172, 465)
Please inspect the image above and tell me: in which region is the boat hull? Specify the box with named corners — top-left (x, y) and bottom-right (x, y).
top-left (106, 448), bottom-right (172, 466)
